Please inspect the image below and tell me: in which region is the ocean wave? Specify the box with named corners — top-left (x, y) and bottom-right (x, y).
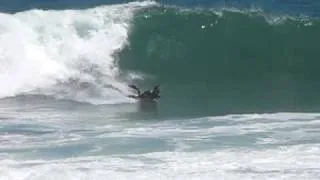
top-left (118, 6), bottom-right (320, 115)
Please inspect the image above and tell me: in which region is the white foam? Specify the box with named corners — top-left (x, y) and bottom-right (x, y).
top-left (0, 145), bottom-right (319, 180)
top-left (0, 111), bottom-right (319, 179)
top-left (0, 1), bottom-right (156, 104)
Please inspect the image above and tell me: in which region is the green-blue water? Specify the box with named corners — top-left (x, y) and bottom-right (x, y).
top-left (119, 7), bottom-right (320, 116)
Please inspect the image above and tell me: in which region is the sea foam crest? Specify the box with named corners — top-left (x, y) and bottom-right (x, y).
top-left (0, 1), bottom-right (156, 104)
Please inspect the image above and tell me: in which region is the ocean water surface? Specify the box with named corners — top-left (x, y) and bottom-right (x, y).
top-left (0, 0), bottom-right (320, 179)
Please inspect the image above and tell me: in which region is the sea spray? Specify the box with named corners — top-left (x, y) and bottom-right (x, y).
top-left (0, 2), bottom-right (156, 104)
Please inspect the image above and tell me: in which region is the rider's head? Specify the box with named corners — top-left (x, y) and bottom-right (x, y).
top-left (153, 85), bottom-right (160, 91)
top-left (153, 85), bottom-right (160, 93)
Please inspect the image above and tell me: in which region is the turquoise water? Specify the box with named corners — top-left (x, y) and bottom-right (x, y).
top-left (0, 1), bottom-right (320, 179)
top-left (119, 7), bottom-right (320, 116)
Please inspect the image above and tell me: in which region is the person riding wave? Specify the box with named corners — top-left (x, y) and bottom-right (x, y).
top-left (128, 85), bottom-right (160, 101)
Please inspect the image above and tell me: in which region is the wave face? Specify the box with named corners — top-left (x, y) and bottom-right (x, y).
top-left (0, 2), bottom-right (154, 104)
top-left (118, 6), bottom-right (320, 115)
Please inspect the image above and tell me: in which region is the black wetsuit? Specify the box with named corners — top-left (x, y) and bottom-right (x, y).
top-left (140, 90), bottom-right (160, 100)
top-left (129, 85), bottom-right (160, 100)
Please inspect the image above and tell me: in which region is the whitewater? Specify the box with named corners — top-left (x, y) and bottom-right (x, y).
top-left (0, 1), bottom-right (154, 103)
top-left (0, 1), bottom-right (320, 180)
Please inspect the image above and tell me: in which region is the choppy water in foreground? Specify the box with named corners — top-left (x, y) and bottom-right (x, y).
top-left (1, 96), bottom-right (320, 179)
